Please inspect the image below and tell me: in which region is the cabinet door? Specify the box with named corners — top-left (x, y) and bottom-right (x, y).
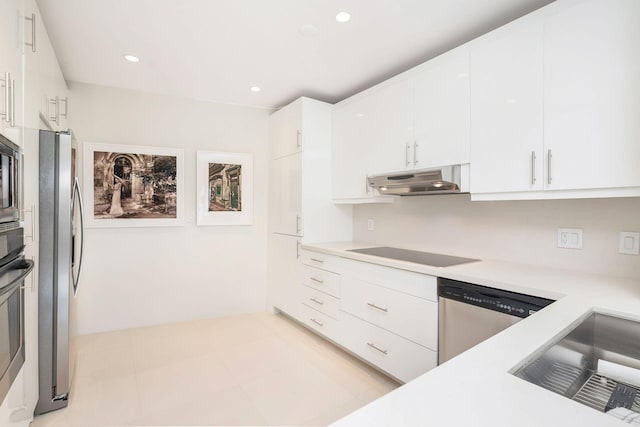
top-left (543, 0), bottom-right (640, 190)
top-left (364, 79), bottom-right (413, 175)
top-left (271, 152), bottom-right (302, 236)
top-left (332, 98), bottom-right (376, 200)
top-left (268, 233), bottom-right (301, 320)
top-left (24, 0), bottom-right (68, 131)
top-left (331, 80), bottom-right (412, 201)
top-left (0, 0), bottom-right (24, 143)
top-left (413, 46), bottom-right (470, 169)
top-left (469, 16), bottom-right (544, 194)
top-left (270, 98), bottom-right (302, 159)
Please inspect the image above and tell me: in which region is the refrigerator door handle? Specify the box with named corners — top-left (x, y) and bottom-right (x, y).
top-left (72, 177), bottom-right (84, 296)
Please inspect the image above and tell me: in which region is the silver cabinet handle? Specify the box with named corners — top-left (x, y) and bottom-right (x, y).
top-left (310, 277), bottom-right (324, 284)
top-left (60, 97), bottom-right (68, 119)
top-left (296, 240), bottom-right (301, 259)
top-left (9, 78), bottom-right (15, 127)
top-left (296, 130), bottom-right (302, 149)
top-left (25, 13), bottom-right (36, 52)
top-left (1, 72), bottom-right (9, 124)
top-left (531, 151), bottom-right (537, 185)
top-left (48, 96), bottom-right (60, 124)
top-left (310, 258), bottom-right (324, 263)
top-left (20, 205), bottom-right (36, 243)
top-left (413, 142), bottom-right (419, 166)
top-left (309, 297), bottom-right (324, 305)
top-left (405, 143), bottom-right (411, 166)
top-left (367, 342), bottom-right (388, 355)
top-left (367, 302), bottom-right (388, 313)
top-left (310, 318), bottom-right (324, 327)
top-left (295, 214), bottom-right (301, 234)
top-left (547, 149), bottom-right (552, 184)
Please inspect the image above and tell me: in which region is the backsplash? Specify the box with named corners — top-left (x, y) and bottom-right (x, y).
top-left (353, 195), bottom-right (640, 279)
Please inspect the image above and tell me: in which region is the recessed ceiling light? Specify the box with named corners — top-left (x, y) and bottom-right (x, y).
top-left (299, 24), bottom-right (319, 37)
top-left (250, 86), bottom-right (261, 92)
top-left (124, 54), bottom-right (140, 63)
top-left (335, 11), bottom-right (351, 23)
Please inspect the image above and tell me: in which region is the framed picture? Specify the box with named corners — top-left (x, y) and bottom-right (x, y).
top-left (83, 142), bottom-right (185, 228)
top-left (196, 151), bottom-right (253, 226)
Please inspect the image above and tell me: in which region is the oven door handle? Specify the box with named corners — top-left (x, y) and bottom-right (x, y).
top-left (72, 177), bottom-right (84, 296)
top-left (0, 259), bottom-right (34, 300)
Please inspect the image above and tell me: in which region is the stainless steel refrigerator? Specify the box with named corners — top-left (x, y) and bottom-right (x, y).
top-left (35, 130), bottom-right (84, 414)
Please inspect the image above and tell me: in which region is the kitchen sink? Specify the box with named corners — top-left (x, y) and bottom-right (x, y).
top-left (512, 312), bottom-right (640, 413)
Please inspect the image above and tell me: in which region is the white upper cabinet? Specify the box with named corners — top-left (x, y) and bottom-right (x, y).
top-left (270, 97), bottom-right (353, 236)
top-left (413, 45), bottom-right (470, 169)
top-left (470, 15), bottom-right (544, 194)
top-left (543, 0), bottom-right (640, 191)
top-left (364, 78), bottom-right (413, 175)
top-left (332, 92), bottom-right (397, 202)
top-left (24, 0), bottom-right (68, 131)
top-left (270, 98), bottom-right (303, 159)
top-left (0, 0), bottom-right (24, 144)
top-left (332, 46), bottom-right (472, 203)
top-left (271, 152), bottom-right (302, 236)
top-left (470, 0), bottom-right (640, 200)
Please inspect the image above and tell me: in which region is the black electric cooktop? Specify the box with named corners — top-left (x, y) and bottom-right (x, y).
top-left (347, 247), bottom-right (479, 268)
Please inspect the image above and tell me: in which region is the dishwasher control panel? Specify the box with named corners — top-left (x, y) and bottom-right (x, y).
top-left (438, 278), bottom-right (555, 318)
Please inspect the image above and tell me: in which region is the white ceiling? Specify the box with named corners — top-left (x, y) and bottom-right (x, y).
top-left (37, 0), bottom-right (554, 109)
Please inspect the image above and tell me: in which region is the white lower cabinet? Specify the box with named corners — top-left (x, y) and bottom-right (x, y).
top-left (341, 275), bottom-right (438, 350)
top-left (294, 250), bottom-right (439, 383)
top-left (0, 369), bottom-right (29, 427)
top-left (339, 312), bottom-right (437, 384)
top-left (300, 285), bottom-right (340, 320)
top-left (267, 233), bottom-right (301, 319)
top-left (300, 265), bottom-right (340, 297)
top-left (299, 304), bottom-right (340, 339)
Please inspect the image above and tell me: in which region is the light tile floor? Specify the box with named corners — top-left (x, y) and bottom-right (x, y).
top-left (31, 312), bottom-right (399, 427)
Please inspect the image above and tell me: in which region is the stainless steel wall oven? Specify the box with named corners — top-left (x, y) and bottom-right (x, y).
top-left (0, 133), bottom-right (21, 229)
top-left (0, 227), bottom-right (34, 404)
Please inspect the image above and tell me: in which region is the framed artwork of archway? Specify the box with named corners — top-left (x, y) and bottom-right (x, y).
top-left (196, 150), bottom-right (253, 226)
top-left (83, 142), bottom-right (185, 228)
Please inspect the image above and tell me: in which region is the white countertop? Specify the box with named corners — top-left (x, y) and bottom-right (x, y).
top-left (301, 242), bottom-right (640, 427)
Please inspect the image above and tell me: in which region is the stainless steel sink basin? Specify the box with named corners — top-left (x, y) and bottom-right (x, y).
top-left (512, 312), bottom-right (640, 413)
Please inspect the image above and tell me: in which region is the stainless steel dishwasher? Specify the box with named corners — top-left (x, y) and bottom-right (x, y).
top-left (438, 277), bottom-right (554, 365)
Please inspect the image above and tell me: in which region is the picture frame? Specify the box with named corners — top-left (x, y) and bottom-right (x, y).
top-left (196, 150), bottom-right (253, 226)
top-left (83, 142), bottom-right (185, 228)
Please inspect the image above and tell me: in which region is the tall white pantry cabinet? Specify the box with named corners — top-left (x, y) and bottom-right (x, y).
top-left (267, 97), bottom-right (352, 319)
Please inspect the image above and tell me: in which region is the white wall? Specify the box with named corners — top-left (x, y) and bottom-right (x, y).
top-left (353, 195), bottom-right (640, 279)
top-left (68, 82), bottom-right (271, 334)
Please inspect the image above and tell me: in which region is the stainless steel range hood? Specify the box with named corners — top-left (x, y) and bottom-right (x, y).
top-left (368, 165), bottom-right (469, 196)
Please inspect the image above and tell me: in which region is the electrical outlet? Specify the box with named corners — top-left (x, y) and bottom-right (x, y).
top-left (557, 228), bottom-right (583, 249)
top-left (367, 219), bottom-right (375, 231)
top-left (619, 232), bottom-right (640, 255)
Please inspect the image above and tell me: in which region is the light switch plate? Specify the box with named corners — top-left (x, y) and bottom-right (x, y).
top-left (557, 228), bottom-right (583, 249)
top-left (367, 219), bottom-right (375, 231)
top-left (619, 232), bottom-right (640, 255)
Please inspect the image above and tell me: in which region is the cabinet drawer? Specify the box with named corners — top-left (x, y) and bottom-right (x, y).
top-left (341, 276), bottom-right (438, 350)
top-left (339, 312), bottom-right (437, 383)
top-left (301, 265), bottom-right (340, 297)
top-left (342, 258), bottom-right (437, 301)
top-left (299, 303), bottom-right (339, 339)
top-left (300, 250), bottom-right (341, 272)
top-left (300, 286), bottom-right (340, 319)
